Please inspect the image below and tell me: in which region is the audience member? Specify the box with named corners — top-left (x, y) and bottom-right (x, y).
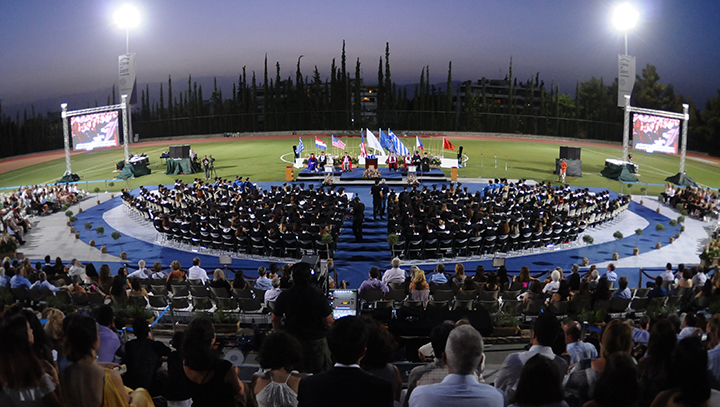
top-left (150, 262), bottom-right (167, 279)
top-left (543, 269), bottom-right (561, 294)
top-left (123, 316), bottom-right (171, 395)
top-left (252, 331), bottom-right (308, 407)
top-left (612, 276), bottom-right (631, 299)
top-left (0, 314), bottom-right (61, 407)
top-left (564, 319), bottom-right (633, 407)
top-left (297, 316), bottom-right (393, 407)
top-left (209, 268), bottom-right (232, 293)
top-left (182, 316), bottom-right (244, 406)
top-left (383, 257), bottom-right (407, 285)
top-left (604, 264), bottom-right (617, 282)
top-left (648, 276), bottom-right (667, 298)
top-left (128, 260), bottom-right (151, 279)
top-left (255, 266), bottom-right (273, 290)
top-left (358, 267), bottom-right (389, 296)
top-left (410, 325), bottom-right (503, 407)
top-left (264, 277), bottom-right (282, 305)
top-left (495, 313), bottom-right (568, 404)
top-left (409, 266), bottom-right (430, 307)
top-left (94, 305), bottom-right (122, 363)
top-left (272, 262), bottom-right (334, 373)
top-left (405, 321), bottom-right (456, 407)
top-left (564, 321), bottom-right (598, 365)
top-left (650, 337), bottom-right (712, 407)
top-left (61, 313), bottom-right (153, 407)
top-left (585, 352), bottom-right (639, 407)
top-left (429, 264), bottom-right (448, 284)
top-left (129, 279), bottom-right (148, 298)
top-left (187, 257), bottom-right (208, 284)
top-left (163, 331), bottom-right (193, 406)
top-left (509, 354), bottom-right (567, 407)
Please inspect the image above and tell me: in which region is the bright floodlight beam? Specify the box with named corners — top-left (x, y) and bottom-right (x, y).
top-left (612, 3), bottom-right (639, 55)
top-left (114, 4), bottom-right (140, 54)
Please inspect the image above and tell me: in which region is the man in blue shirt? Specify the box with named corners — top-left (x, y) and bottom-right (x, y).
top-left (604, 263), bottom-right (618, 282)
top-left (254, 266), bottom-right (273, 291)
top-left (409, 325), bottom-right (504, 407)
top-left (612, 276), bottom-right (632, 299)
top-left (648, 276), bottom-right (668, 298)
top-left (10, 268), bottom-right (32, 289)
top-left (0, 267), bottom-right (8, 287)
top-left (428, 264), bottom-right (448, 284)
top-left (31, 272), bottom-right (60, 292)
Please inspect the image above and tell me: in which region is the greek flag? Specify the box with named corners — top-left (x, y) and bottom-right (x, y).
top-left (389, 130), bottom-right (409, 156)
top-left (297, 137), bottom-right (304, 153)
top-left (379, 129), bottom-right (394, 153)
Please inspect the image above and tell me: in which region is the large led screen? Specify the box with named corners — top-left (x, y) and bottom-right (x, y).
top-left (632, 113), bottom-right (680, 155)
top-left (71, 111), bottom-right (119, 151)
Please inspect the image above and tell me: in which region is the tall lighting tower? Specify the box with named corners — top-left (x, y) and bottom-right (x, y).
top-left (114, 4), bottom-right (140, 163)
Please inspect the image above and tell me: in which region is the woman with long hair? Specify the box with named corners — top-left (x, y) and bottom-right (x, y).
top-left (183, 316), bottom-right (244, 406)
top-left (409, 266), bottom-right (430, 307)
top-left (0, 314), bottom-right (60, 407)
top-left (60, 314), bottom-right (153, 407)
top-left (511, 354), bottom-right (566, 407)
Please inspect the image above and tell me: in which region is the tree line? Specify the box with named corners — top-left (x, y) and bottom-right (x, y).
top-left (2, 42), bottom-right (720, 158)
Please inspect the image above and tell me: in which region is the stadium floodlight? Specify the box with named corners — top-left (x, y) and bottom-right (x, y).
top-left (114, 4), bottom-right (140, 54)
top-left (612, 3), bottom-right (639, 55)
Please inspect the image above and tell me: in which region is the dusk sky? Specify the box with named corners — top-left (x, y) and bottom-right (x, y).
top-left (2, 0), bottom-right (719, 111)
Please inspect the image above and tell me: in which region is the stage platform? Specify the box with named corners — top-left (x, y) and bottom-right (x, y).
top-left (295, 167), bottom-right (447, 185)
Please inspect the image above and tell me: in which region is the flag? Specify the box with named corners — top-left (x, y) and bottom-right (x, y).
top-left (443, 137), bottom-right (455, 151)
top-left (379, 129), bottom-right (394, 153)
top-left (332, 136), bottom-right (346, 150)
top-left (365, 129), bottom-right (386, 156)
top-left (389, 130), bottom-right (409, 156)
top-left (315, 137), bottom-right (327, 150)
top-left (416, 136), bottom-right (424, 153)
top-left (297, 137), bottom-right (304, 153)
top-left (359, 130), bottom-right (367, 158)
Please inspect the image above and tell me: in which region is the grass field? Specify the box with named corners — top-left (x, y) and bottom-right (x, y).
top-left (0, 135), bottom-right (718, 197)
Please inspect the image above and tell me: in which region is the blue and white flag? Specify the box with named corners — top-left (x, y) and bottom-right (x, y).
top-left (379, 129), bottom-right (394, 153)
top-left (297, 137), bottom-right (304, 153)
top-left (389, 129), bottom-right (410, 156)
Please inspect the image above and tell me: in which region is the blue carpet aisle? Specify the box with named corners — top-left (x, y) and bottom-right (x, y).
top-left (70, 182), bottom-right (692, 289)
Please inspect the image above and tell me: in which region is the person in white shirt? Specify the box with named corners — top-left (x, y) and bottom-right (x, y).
top-left (264, 277), bottom-right (282, 305)
top-left (187, 257), bottom-right (208, 284)
top-left (382, 257), bottom-right (407, 285)
top-left (660, 263), bottom-right (675, 282)
top-left (691, 267), bottom-right (708, 288)
top-left (542, 269), bottom-right (561, 294)
top-left (67, 259), bottom-right (90, 284)
top-left (127, 259), bottom-right (152, 279)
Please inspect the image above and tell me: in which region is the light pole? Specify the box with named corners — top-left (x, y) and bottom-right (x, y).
top-left (114, 4), bottom-right (140, 163)
top-left (612, 3), bottom-right (639, 56)
top-left (613, 2), bottom-right (639, 161)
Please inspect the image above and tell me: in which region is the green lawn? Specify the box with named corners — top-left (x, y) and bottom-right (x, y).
top-left (0, 136), bottom-right (717, 196)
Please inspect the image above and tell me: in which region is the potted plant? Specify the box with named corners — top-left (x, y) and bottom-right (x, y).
top-left (84, 222), bottom-right (94, 246)
top-left (669, 219), bottom-right (678, 241)
top-left (387, 233), bottom-right (400, 258)
top-left (96, 226), bottom-right (106, 253)
top-left (655, 223), bottom-right (665, 249)
top-left (677, 215), bottom-right (686, 232)
top-left (0, 234), bottom-right (18, 259)
top-left (112, 231), bottom-right (126, 259)
top-left (582, 234), bottom-right (594, 264)
top-left (612, 231), bottom-right (623, 260)
top-left (65, 210), bottom-right (74, 226)
top-left (639, 187), bottom-right (646, 205)
top-left (633, 228), bottom-right (643, 255)
top-left (94, 187), bottom-right (101, 204)
top-left (320, 233), bottom-right (334, 259)
top-left (69, 216), bottom-right (78, 233)
top-left (491, 311), bottom-right (520, 336)
top-left (656, 194), bottom-right (663, 213)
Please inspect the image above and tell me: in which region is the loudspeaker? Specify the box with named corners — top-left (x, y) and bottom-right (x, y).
top-left (559, 146), bottom-right (581, 161)
top-left (169, 145), bottom-right (190, 159)
top-left (292, 145), bottom-right (299, 158)
top-left (457, 146), bottom-right (464, 159)
top-left (555, 158), bottom-right (582, 177)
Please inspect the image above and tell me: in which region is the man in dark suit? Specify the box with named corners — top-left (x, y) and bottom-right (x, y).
top-left (351, 197), bottom-right (365, 242)
top-left (297, 316), bottom-right (394, 407)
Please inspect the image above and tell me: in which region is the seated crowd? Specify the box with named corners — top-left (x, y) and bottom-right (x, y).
top-left (663, 183), bottom-right (720, 219)
top-left (123, 179), bottom-right (349, 257)
top-left (386, 179), bottom-right (630, 258)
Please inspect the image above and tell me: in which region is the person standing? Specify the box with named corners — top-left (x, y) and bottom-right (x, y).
top-left (371, 180), bottom-right (383, 220)
top-left (202, 155), bottom-right (211, 180)
top-left (351, 197), bottom-right (365, 243)
top-left (409, 325), bottom-right (504, 407)
top-left (318, 152), bottom-right (327, 171)
top-left (272, 262), bottom-right (334, 374)
top-left (559, 158), bottom-right (567, 183)
top-left (412, 151), bottom-right (422, 172)
top-left (421, 153), bottom-right (430, 172)
top-left (379, 179), bottom-right (389, 220)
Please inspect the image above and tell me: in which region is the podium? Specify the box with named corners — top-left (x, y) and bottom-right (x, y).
top-left (365, 158), bottom-right (378, 169)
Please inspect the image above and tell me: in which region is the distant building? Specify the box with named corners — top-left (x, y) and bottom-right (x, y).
top-left (457, 77), bottom-right (543, 115)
